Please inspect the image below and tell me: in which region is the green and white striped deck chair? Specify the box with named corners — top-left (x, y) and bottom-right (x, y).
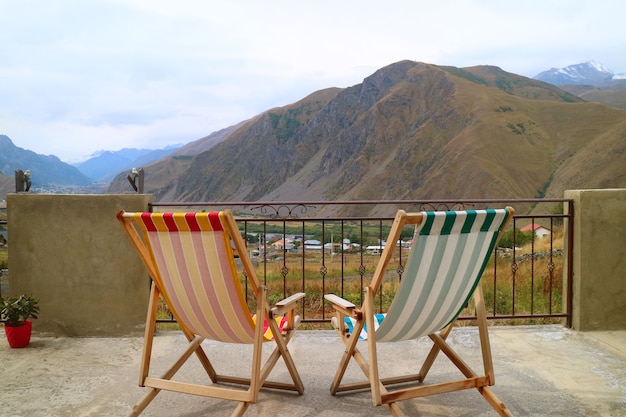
top-left (117, 209), bottom-right (305, 417)
top-left (325, 207), bottom-right (515, 417)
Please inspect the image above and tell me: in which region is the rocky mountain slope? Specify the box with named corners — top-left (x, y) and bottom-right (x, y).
top-left (108, 61), bottom-right (626, 215)
top-left (0, 135), bottom-right (92, 190)
top-left (558, 81), bottom-right (626, 110)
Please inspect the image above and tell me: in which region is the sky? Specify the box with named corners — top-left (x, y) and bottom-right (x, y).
top-left (1, 1), bottom-right (625, 163)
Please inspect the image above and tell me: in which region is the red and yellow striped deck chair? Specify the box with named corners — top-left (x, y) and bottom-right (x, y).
top-left (325, 207), bottom-right (515, 417)
top-left (117, 209), bottom-right (304, 417)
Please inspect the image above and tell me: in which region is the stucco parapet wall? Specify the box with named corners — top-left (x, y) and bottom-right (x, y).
top-left (7, 193), bottom-right (153, 337)
top-left (564, 188), bottom-right (626, 331)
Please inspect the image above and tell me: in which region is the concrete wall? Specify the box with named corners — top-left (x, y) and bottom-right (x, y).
top-left (7, 194), bottom-right (153, 336)
top-left (6, 190), bottom-right (625, 335)
top-left (565, 189), bottom-right (626, 331)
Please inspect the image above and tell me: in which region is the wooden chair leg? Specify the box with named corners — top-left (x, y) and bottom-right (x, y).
top-left (127, 388), bottom-right (160, 417)
top-left (230, 401), bottom-right (249, 417)
top-left (481, 386), bottom-right (514, 417)
top-left (388, 401), bottom-right (407, 417)
top-left (474, 285), bottom-right (495, 384)
top-left (417, 322), bottom-right (452, 383)
top-left (329, 311), bottom-right (364, 395)
top-left (138, 282), bottom-right (159, 386)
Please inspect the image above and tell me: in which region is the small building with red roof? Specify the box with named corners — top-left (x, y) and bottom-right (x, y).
top-left (520, 223), bottom-right (551, 238)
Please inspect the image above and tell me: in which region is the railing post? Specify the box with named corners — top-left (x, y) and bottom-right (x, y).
top-left (565, 199), bottom-right (574, 328)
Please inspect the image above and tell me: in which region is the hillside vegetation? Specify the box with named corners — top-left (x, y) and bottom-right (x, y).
top-left (107, 61), bottom-right (626, 215)
top-left (560, 80), bottom-right (626, 109)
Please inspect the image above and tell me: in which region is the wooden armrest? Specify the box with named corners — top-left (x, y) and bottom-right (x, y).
top-left (324, 294), bottom-right (355, 309)
top-left (324, 294), bottom-right (360, 318)
top-left (271, 292), bottom-right (305, 317)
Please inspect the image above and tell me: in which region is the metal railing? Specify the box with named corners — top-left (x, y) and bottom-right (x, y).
top-left (150, 199), bottom-right (573, 327)
top-left (0, 219), bottom-right (7, 298)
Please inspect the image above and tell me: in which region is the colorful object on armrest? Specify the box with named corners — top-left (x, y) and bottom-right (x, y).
top-left (251, 314), bottom-right (290, 341)
top-left (344, 314), bottom-right (386, 340)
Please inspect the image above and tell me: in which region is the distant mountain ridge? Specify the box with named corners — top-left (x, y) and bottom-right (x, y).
top-left (534, 61), bottom-right (626, 110)
top-left (3, 60), bottom-right (626, 209)
top-left (0, 135), bottom-right (92, 189)
top-left (108, 61), bottom-right (626, 216)
top-left (0, 136), bottom-right (183, 198)
top-left (74, 145), bottom-right (182, 182)
top-left (534, 60), bottom-right (623, 86)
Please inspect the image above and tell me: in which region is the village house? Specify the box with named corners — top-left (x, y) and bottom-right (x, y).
top-left (271, 238), bottom-right (294, 251)
top-left (303, 239), bottom-right (322, 251)
top-left (521, 223), bottom-right (552, 238)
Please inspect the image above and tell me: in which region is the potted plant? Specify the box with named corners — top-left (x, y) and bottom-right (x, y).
top-left (1, 294), bottom-right (39, 348)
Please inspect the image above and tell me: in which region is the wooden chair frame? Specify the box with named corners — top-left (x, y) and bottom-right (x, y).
top-left (118, 209), bottom-right (304, 417)
top-left (325, 208), bottom-right (515, 417)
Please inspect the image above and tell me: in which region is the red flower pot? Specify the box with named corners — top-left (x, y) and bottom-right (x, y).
top-left (4, 320), bottom-right (33, 348)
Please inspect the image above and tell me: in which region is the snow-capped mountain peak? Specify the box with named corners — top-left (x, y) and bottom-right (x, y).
top-left (534, 61), bottom-right (615, 86)
top-left (587, 60), bottom-right (612, 74)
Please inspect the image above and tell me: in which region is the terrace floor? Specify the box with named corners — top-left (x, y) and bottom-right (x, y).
top-left (1, 325), bottom-right (625, 417)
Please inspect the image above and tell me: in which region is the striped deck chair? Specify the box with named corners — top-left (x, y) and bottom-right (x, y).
top-left (325, 207), bottom-right (515, 417)
top-left (117, 209), bottom-right (305, 417)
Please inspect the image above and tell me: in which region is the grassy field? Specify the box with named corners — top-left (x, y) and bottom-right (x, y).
top-left (0, 247), bottom-right (7, 269)
top-left (155, 227), bottom-right (566, 330)
top-left (0, 224), bottom-right (563, 328)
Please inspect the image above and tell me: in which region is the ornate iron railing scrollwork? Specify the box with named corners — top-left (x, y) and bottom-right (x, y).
top-left (247, 203), bottom-right (317, 218)
top-left (415, 202), bottom-right (474, 212)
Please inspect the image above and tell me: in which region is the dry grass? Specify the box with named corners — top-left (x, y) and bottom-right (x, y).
top-left (0, 248), bottom-right (7, 268)
top-left (475, 227), bottom-right (565, 324)
top-left (517, 227), bottom-right (564, 254)
top-left (156, 228), bottom-right (566, 329)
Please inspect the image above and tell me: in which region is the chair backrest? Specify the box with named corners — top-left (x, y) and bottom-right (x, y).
top-left (122, 211), bottom-right (258, 344)
top-left (374, 208), bottom-right (512, 343)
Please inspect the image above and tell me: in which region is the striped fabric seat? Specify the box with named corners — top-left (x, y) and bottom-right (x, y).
top-left (325, 207), bottom-right (515, 416)
top-left (132, 211), bottom-right (257, 344)
top-left (117, 209), bottom-right (305, 416)
top-left (374, 209), bottom-right (510, 342)
top-left (342, 210), bottom-right (509, 342)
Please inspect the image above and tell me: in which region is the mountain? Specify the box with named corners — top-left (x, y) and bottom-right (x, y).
top-left (534, 61), bottom-right (615, 86)
top-left (73, 123), bottom-right (242, 186)
top-left (170, 123), bottom-right (244, 157)
top-left (534, 61), bottom-right (626, 110)
top-left (0, 135), bottom-right (92, 196)
top-left (108, 61), bottom-right (626, 215)
top-left (75, 145), bottom-right (182, 182)
top-left (103, 123), bottom-right (246, 198)
top-left (0, 172), bottom-right (12, 201)
top-left (557, 81), bottom-right (626, 110)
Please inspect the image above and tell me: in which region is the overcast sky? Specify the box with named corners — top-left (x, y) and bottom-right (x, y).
top-left (1, 1), bottom-right (624, 163)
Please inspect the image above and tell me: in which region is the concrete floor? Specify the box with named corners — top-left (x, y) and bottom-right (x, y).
top-left (1, 325), bottom-right (625, 417)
